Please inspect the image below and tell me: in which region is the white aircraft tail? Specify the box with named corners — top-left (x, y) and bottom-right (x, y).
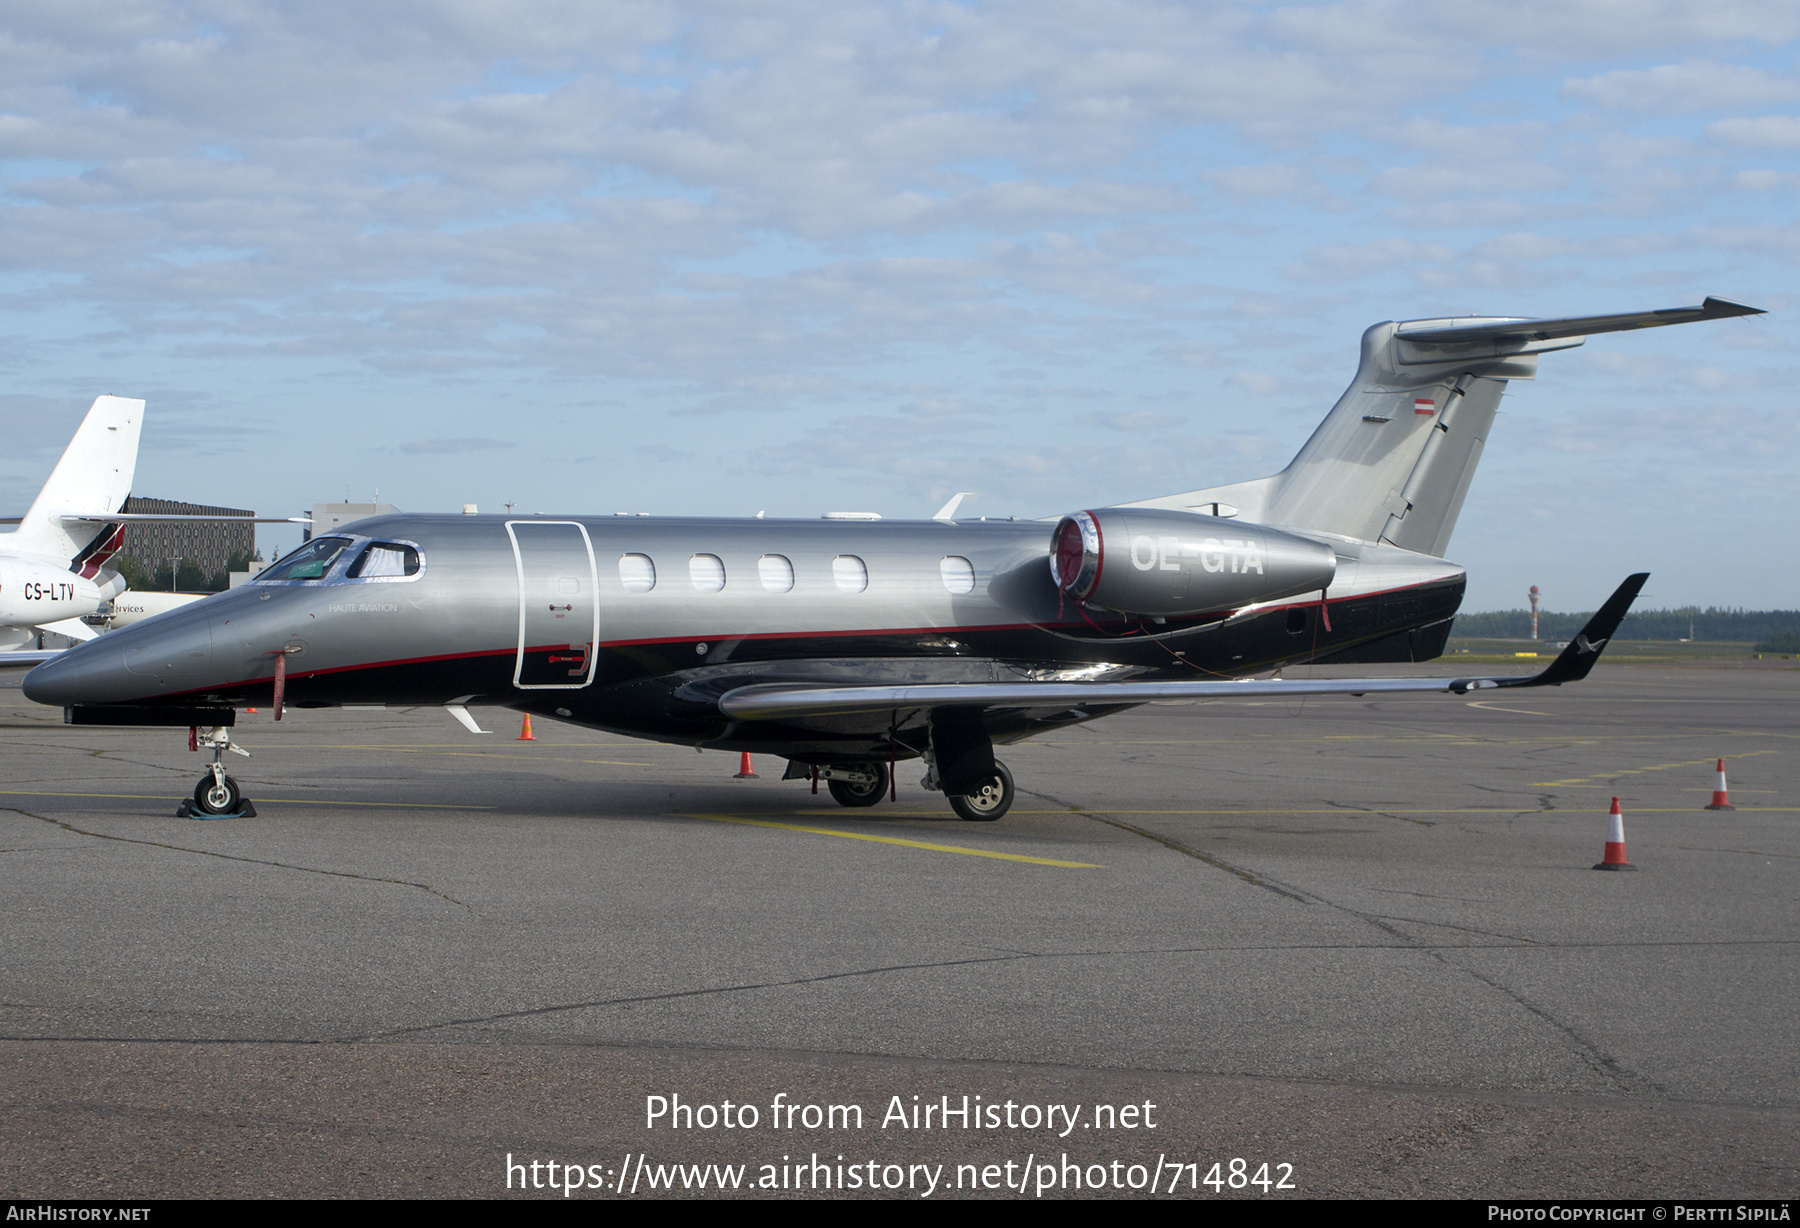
top-left (11, 395), bottom-right (144, 573)
top-left (1125, 299), bottom-right (1760, 556)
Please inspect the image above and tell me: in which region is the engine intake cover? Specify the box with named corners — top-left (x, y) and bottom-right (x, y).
top-left (1050, 508), bottom-right (1337, 616)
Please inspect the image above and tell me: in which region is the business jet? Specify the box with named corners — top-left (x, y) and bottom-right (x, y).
top-left (23, 298), bottom-right (1760, 818)
top-left (0, 396), bottom-right (309, 666)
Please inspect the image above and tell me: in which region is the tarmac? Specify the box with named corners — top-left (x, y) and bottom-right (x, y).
top-left (0, 661), bottom-right (1794, 1198)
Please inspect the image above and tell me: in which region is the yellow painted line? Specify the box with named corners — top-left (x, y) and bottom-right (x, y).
top-left (1532, 750), bottom-right (1773, 787)
top-left (688, 813), bottom-right (1102, 868)
top-left (0, 789), bottom-right (490, 810)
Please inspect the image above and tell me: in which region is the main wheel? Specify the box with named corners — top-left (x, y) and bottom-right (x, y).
top-left (949, 761), bottom-right (1013, 821)
top-left (193, 773), bottom-right (242, 815)
top-left (826, 761), bottom-right (888, 807)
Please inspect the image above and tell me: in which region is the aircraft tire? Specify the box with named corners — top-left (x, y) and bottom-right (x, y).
top-left (827, 762), bottom-right (888, 807)
top-left (194, 773), bottom-right (242, 815)
top-left (949, 761), bottom-right (1013, 821)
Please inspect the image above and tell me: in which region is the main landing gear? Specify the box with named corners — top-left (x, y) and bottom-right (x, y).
top-left (946, 762), bottom-right (1014, 822)
top-left (788, 756), bottom-right (1017, 821)
top-left (825, 761), bottom-right (888, 808)
top-left (175, 726), bottom-right (258, 819)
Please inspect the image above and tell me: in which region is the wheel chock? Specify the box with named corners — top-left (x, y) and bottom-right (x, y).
top-left (176, 799), bottom-right (258, 820)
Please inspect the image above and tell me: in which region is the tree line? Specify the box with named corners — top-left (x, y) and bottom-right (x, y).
top-left (1452, 607), bottom-right (1800, 644)
top-left (113, 548), bottom-right (263, 594)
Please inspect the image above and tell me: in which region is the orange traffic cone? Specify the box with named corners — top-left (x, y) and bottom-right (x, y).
top-left (518, 714), bottom-right (536, 741)
top-left (246, 708), bottom-right (257, 714)
top-left (1593, 797), bottom-right (1637, 871)
top-left (1705, 759), bottom-right (1735, 810)
top-left (734, 752), bottom-right (759, 779)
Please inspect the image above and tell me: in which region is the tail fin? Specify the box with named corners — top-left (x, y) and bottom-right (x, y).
top-left (1124, 298), bottom-right (1761, 555)
top-left (10, 396), bottom-right (144, 571)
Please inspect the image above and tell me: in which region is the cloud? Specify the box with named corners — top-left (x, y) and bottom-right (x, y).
top-left (1281, 238), bottom-right (1457, 284)
top-left (1564, 62), bottom-right (1800, 112)
top-left (1733, 168), bottom-right (1800, 190)
top-left (398, 437), bottom-right (517, 454)
top-left (1706, 115), bottom-right (1800, 148)
top-left (0, 1), bottom-right (1795, 601)
top-left (1226, 371), bottom-right (1285, 395)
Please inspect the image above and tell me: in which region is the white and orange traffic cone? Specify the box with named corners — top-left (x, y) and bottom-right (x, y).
top-left (733, 752), bottom-right (759, 779)
top-left (1705, 758), bottom-right (1735, 811)
top-left (518, 714), bottom-right (536, 741)
top-left (1593, 797), bottom-right (1637, 871)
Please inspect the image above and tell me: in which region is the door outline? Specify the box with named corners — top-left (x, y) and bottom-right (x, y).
top-left (506, 520), bottom-right (599, 689)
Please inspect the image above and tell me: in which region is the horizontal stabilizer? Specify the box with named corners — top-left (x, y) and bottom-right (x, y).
top-left (717, 574), bottom-right (1648, 720)
top-left (1130, 297), bottom-right (1760, 556)
top-left (58, 513), bottom-right (310, 524)
top-left (1397, 297), bottom-right (1762, 347)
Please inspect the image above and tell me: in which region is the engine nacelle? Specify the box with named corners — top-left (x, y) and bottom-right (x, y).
top-left (1050, 508), bottom-right (1337, 616)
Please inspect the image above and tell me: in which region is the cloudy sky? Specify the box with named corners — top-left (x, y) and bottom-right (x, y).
top-left (1, 0), bottom-right (1794, 610)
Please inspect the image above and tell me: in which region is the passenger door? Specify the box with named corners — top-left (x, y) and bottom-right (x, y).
top-left (506, 520), bottom-right (598, 689)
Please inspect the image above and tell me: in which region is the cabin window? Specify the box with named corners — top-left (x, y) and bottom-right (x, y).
top-left (940, 555), bottom-right (976, 594)
top-left (758, 554), bottom-right (794, 593)
top-left (347, 542), bottom-right (420, 579)
top-left (833, 555), bottom-right (868, 593)
top-left (618, 553), bottom-right (655, 593)
top-left (689, 553), bottom-right (726, 592)
top-left (260, 537), bottom-right (354, 582)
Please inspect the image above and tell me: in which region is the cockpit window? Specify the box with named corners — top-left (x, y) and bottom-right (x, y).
top-left (347, 542), bottom-right (421, 579)
top-left (259, 537), bottom-right (354, 582)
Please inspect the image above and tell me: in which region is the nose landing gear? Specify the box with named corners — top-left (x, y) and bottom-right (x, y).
top-left (175, 725), bottom-right (258, 819)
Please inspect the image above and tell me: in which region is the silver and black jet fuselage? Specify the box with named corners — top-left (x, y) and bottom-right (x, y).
top-left (24, 296), bottom-right (1753, 817)
top-left (22, 511), bottom-right (1464, 762)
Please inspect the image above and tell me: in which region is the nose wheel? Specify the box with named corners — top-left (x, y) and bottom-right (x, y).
top-left (193, 772), bottom-right (243, 815)
top-left (175, 726), bottom-right (258, 819)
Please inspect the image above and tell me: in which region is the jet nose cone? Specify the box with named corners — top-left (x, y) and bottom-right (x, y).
top-left (22, 641), bottom-right (118, 706)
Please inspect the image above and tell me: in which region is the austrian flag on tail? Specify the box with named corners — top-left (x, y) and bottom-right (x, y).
top-left (1414, 397), bottom-right (1436, 415)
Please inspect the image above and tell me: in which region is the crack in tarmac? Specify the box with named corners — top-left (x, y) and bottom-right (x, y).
top-left (1452, 963), bottom-right (1667, 1097)
top-left (1326, 800), bottom-right (1436, 827)
top-left (3, 807), bottom-right (474, 913)
top-left (1019, 792), bottom-right (1670, 1097)
top-left (350, 953), bottom-right (1034, 1041)
top-left (1032, 787), bottom-right (1315, 903)
top-left (1, 937), bottom-right (1792, 1047)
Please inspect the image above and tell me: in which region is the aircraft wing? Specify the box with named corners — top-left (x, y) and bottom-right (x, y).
top-left (719, 574), bottom-right (1647, 721)
top-left (34, 617), bottom-right (98, 643)
top-left (0, 649), bottom-right (63, 666)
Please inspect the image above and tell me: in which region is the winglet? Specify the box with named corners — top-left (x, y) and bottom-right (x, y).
top-left (1491, 572), bottom-right (1649, 689)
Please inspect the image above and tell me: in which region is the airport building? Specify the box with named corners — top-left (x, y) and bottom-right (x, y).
top-left (118, 496), bottom-right (257, 579)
